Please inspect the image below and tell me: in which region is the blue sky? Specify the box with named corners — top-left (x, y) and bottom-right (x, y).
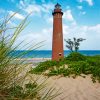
top-left (0, 0), bottom-right (100, 50)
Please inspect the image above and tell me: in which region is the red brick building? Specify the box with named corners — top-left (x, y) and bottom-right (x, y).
top-left (52, 3), bottom-right (64, 61)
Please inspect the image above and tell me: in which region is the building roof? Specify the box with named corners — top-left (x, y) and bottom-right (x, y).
top-left (55, 3), bottom-right (61, 9)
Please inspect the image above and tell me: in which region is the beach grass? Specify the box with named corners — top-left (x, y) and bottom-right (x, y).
top-left (0, 13), bottom-right (61, 100)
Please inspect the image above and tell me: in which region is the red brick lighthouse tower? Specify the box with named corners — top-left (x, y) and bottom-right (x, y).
top-left (52, 3), bottom-right (64, 61)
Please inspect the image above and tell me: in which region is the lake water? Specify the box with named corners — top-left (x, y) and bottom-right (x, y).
top-left (10, 50), bottom-right (100, 58)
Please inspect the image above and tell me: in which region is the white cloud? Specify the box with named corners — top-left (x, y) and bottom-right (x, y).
top-left (88, 24), bottom-right (100, 33)
top-left (79, 0), bottom-right (83, 2)
top-left (86, 0), bottom-right (93, 6)
top-left (8, 11), bottom-right (24, 20)
top-left (44, 14), bottom-right (53, 24)
top-left (42, 3), bottom-right (54, 12)
top-left (63, 24), bottom-right (100, 50)
top-left (8, 20), bottom-right (16, 27)
top-left (64, 24), bottom-right (100, 37)
top-left (19, 0), bottom-right (25, 7)
top-left (14, 22), bottom-right (100, 50)
top-left (82, 11), bottom-right (86, 15)
top-left (63, 10), bottom-right (74, 21)
top-left (79, 11), bottom-right (86, 15)
top-left (17, 1), bottom-right (54, 18)
top-left (19, 2), bottom-right (54, 17)
top-left (24, 4), bottom-right (41, 15)
top-left (16, 27), bottom-right (52, 50)
top-left (48, 17), bottom-right (53, 24)
top-left (79, 0), bottom-right (93, 6)
top-left (0, 8), bottom-right (5, 13)
top-left (77, 6), bottom-right (83, 10)
top-left (10, 1), bottom-right (99, 50)
top-left (63, 25), bottom-right (69, 35)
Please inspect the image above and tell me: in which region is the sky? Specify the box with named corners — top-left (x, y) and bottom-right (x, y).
top-left (0, 0), bottom-right (100, 50)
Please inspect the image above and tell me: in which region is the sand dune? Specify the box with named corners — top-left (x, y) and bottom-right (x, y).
top-left (49, 76), bottom-right (100, 100)
top-left (20, 64), bottom-right (100, 100)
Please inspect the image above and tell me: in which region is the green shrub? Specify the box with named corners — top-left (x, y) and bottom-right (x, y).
top-left (48, 61), bottom-right (92, 77)
top-left (69, 61), bottom-right (91, 75)
top-left (30, 58), bottom-right (72, 74)
top-left (87, 56), bottom-right (100, 67)
top-left (60, 58), bottom-right (71, 64)
top-left (66, 52), bottom-right (86, 61)
top-left (48, 67), bottom-right (70, 77)
top-left (30, 60), bottom-right (70, 74)
top-left (48, 70), bottom-right (58, 76)
top-left (91, 66), bottom-right (100, 82)
top-left (30, 52), bottom-right (100, 82)
top-left (5, 86), bottom-right (24, 99)
top-left (1, 83), bottom-right (39, 99)
top-left (30, 60), bottom-right (58, 74)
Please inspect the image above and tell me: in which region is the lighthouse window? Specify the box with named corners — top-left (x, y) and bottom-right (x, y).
top-left (59, 53), bottom-right (62, 56)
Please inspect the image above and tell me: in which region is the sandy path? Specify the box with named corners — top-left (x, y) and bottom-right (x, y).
top-left (49, 76), bottom-right (100, 100)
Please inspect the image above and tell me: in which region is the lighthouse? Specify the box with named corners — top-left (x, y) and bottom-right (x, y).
top-left (52, 3), bottom-right (64, 61)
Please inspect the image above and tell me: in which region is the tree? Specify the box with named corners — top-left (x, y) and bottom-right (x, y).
top-left (64, 39), bottom-right (74, 52)
top-left (65, 37), bottom-right (86, 52)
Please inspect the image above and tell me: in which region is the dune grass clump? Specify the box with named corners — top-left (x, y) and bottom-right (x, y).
top-left (48, 61), bottom-right (90, 77)
top-left (87, 55), bottom-right (100, 67)
top-left (87, 56), bottom-right (100, 82)
top-left (30, 60), bottom-right (57, 74)
top-left (1, 82), bottom-right (40, 99)
top-left (65, 52), bottom-right (86, 61)
top-left (0, 14), bottom-right (61, 100)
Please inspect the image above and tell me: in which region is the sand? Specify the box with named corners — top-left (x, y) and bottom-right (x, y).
top-left (27, 74), bottom-right (100, 100)
top-left (25, 74), bottom-right (100, 100)
top-left (18, 59), bottom-right (100, 100)
top-left (14, 58), bottom-right (51, 65)
top-left (48, 76), bottom-right (100, 100)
